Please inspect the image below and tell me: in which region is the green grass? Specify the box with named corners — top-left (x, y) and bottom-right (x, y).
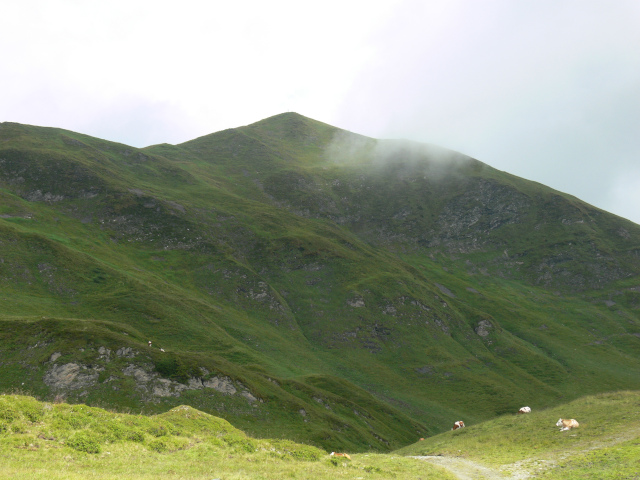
top-left (0, 394), bottom-right (455, 480)
top-left (398, 390), bottom-right (640, 477)
top-left (1, 114), bottom-right (640, 455)
top-left (538, 438), bottom-right (640, 479)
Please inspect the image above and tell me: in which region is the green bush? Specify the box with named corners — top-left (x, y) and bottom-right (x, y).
top-left (11, 422), bottom-right (29, 434)
top-left (52, 406), bottom-right (94, 430)
top-left (67, 431), bottom-right (102, 454)
top-left (147, 438), bottom-right (168, 452)
top-left (94, 422), bottom-right (126, 443)
top-left (207, 436), bottom-right (225, 448)
top-left (148, 424), bottom-right (169, 437)
top-left (0, 402), bottom-right (18, 422)
top-left (223, 433), bottom-right (257, 453)
top-left (125, 429), bottom-right (145, 443)
top-left (154, 355), bottom-right (199, 383)
top-left (19, 399), bottom-right (45, 422)
top-left (269, 439), bottom-right (324, 461)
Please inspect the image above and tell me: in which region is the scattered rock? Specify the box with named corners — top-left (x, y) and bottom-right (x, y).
top-left (122, 364), bottom-right (155, 384)
top-left (415, 366), bottom-right (434, 376)
top-left (203, 376), bottom-right (237, 395)
top-left (153, 379), bottom-right (186, 397)
top-left (435, 283), bottom-right (456, 298)
top-left (241, 390), bottom-right (258, 403)
top-left (347, 297), bottom-right (365, 307)
top-left (98, 346), bottom-right (111, 359)
top-left (475, 319), bottom-right (493, 337)
top-left (116, 347), bottom-right (136, 358)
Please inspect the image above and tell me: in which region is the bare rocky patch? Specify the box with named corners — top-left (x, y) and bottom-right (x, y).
top-left (43, 345), bottom-right (259, 404)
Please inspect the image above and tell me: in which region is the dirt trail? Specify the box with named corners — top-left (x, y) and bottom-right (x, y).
top-left (412, 456), bottom-right (527, 480)
top-left (413, 426), bottom-right (640, 480)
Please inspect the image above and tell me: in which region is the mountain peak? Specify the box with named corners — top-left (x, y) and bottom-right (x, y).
top-left (238, 112), bottom-right (373, 161)
top-left (244, 112), bottom-right (341, 140)
top-left (247, 111), bottom-right (321, 128)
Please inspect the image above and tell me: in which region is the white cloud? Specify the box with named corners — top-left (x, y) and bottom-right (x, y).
top-left (2, 0), bottom-right (398, 143)
top-left (334, 0), bottom-right (640, 224)
top-left (611, 170), bottom-right (640, 224)
top-left (1, 0), bottom-right (639, 224)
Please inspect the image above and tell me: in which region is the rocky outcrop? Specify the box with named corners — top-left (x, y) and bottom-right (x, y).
top-left (43, 346), bottom-right (259, 404)
top-left (43, 363), bottom-right (100, 391)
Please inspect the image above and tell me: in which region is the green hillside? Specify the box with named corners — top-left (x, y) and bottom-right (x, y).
top-left (0, 394), bottom-right (454, 479)
top-left (1, 113), bottom-right (639, 452)
top-left (398, 390), bottom-right (640, 478)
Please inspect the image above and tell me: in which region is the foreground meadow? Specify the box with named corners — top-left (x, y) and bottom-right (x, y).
top-left (0, 394), bottom-right (453, 479)
top-left (398, 390), bottom-right (640, 478)
top-left (4, 391), bottom-right (639, 479)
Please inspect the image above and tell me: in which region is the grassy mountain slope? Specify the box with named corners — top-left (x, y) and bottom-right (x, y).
top-left (1, 114), bottom-right (639, 452)
top-left (398, 390), bottom-right (640, 478)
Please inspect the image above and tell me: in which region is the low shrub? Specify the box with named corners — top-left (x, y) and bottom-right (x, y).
top-left (223, 433), bottom-right (257, 453)
top-left (147, 438), bottom-right (168, 452)
top-left (269, 439), bottom-right (324, 461)
top-left (125, 429), bottom-right (145, 443)
top-left (148, 424), bottom-right (169, 437)
top-left (66, 431), bottom-right (102, 454)
top-left (19, 398), bottom-right (45, 422)
top-left (11, 422), bottom-right (28, 434)
top-left (0, 402), bottom-right (18, 422)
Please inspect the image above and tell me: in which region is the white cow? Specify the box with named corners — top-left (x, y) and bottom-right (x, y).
top-left (518, 406), bottom-right (531, 414)
top-left (556, 418), bottom-right (579, 431)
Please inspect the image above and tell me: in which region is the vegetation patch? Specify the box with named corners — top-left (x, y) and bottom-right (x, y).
top-left (398, 390), bottom-right (640, 478)
top-left (0, 394), bottom-right (454, 479)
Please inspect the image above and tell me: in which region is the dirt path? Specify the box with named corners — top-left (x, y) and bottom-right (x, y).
top-left (412, 426), bottom-right (640, 480)
top-left (412, 455), bottom-right (502, 479)
top-left (412, 456), bottom-right (528, 480)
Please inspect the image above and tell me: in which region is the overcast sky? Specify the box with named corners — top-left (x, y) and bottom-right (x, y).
top-left (2, 0), bottom-right (639, 224)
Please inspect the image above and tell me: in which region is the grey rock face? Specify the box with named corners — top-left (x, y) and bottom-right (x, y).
top-left (44, 363), bottom-right (99, 390)
top-left (203, 376), bottom-right (237, 395)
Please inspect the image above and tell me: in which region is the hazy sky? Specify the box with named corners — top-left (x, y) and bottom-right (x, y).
top-left (2, 0), bottom-right (639, 224)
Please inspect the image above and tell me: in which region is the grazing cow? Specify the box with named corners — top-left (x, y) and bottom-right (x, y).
top-left (452, 421), bottom-right (465, 430)
top-left (160, 348), bottom-right (165, 352)
top-left (518, 406), bottom-right (532, 414)
top-left (419, 438), bottom-right (425, 441)
top-left (556, 418), bottom-right (579, 431)
top-left (330, 452), bottom-right (351, 460)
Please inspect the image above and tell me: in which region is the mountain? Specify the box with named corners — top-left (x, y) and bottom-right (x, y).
top-left (0, 113), bottom-right (639, 452)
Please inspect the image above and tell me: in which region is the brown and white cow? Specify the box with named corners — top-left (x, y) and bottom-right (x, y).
top-left (556, 418), bottom-right (579, 431)
top-left (452, 421), bottom-right (465, 430)
top-left (330, 452), bottom-right (351, 460)
top-left (518, 406), bottom-right (531, 414)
